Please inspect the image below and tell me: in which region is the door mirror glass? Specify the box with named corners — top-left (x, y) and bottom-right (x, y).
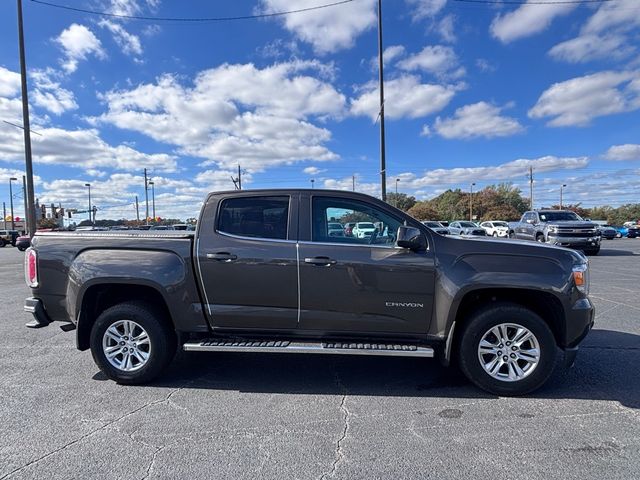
top-left (396, 226), bottom-right (426, 251)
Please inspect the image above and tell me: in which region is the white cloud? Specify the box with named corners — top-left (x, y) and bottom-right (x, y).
top-left (404, 156), bottom-right (589, 188)
top-left (0, 67), bottom-right (21, 97)
top-left (603, 144), bottom-right (640, 161)
top-left (435, 15), bottom-right (456, 43)
top-left (55, 24), bottom-right (106, 73)
top-left (107, 0), bottom-right (159, 16)
top-left (350, 74), bottom-right (457, 120)
top-left (0, 122), bottom-right (177, 173)
top-left (397, 45), bottom-right (464, 79)
top-left (549, 0), bottom-right (640, 64)
top-left (99, 20), bottom-right (143, 57)
top-left (303, 166), bottom-right (326, 175)
top-left (491, 1), bottom-right (576, 44)
top-left (432, 102), bottom-right (524, 139)
top-left (94, 61), bottom-right (345, 171)
top-left (30, 69), bottom-right (78, 115)
top-left (549, 34), bottom-right (632, 64)
top-left (529, 70), bottom-right (640, 127)
top-left (260, 0), bottom-right (377, 54)
top-left (323, 176), bottom-right (379, 197)
top-left (406, 0), bottom-right (447, 21)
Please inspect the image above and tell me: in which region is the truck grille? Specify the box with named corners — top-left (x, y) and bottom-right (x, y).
top-left (552, 228), bottom-right (597, 238)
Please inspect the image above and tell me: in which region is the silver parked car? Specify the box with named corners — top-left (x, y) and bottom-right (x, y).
top-left (448, 221), bottom-right (486, 236)
top-left (421, 221), bottom-right (449, 235)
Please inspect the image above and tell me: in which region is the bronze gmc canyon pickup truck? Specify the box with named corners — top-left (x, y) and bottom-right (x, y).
top-left (24, 189), bottom-right (594, 396)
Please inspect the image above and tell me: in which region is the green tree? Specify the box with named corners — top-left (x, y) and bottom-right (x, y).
top-left (386, 192), bottom-right (417, 211)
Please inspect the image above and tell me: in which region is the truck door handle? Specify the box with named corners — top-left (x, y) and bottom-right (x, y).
top-left (206, 252), bottom-right (238, 262)
top-left (304, 256), bottom-right (337, 266)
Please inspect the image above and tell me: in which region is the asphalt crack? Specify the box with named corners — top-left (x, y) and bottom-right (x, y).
top-left (0, 387), bottom-right (182, 480)
top-left (319, 368), bottom-right (350, 480)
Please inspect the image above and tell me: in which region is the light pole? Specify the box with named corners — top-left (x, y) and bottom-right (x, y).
top-left (9, 177), bottom-right (17, 231)
top-left (469, 182), bottom-right (476, 221)
top-left (149, 181), bottom-right (156, 220)
top-left (377, 0), bottom-right (386, 202)
top-left (395, 178), bottom-right (400, 207)
top-left (84, 183), bottom-right (91, 224)
top-left (311, 179), bottom-right (315, 189)
top-left (560, 184), bottom-right (567, 209)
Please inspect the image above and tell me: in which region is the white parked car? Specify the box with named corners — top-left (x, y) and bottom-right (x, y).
top-left (352, 222), bottom-right (377, 239)
top-left (480, 221), bottom-right (510, 238)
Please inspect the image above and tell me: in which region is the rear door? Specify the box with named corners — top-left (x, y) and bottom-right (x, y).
top-left (196, 193), bottom-right (299, 330)
top-left (297, 194), bottom-right (435, 334)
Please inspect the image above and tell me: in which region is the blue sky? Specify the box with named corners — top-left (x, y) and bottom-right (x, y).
top-left (0, 0), bottom-right (639, 221)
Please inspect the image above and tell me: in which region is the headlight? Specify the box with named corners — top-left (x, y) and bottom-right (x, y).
top-left (572, 263), bottom-right (589, 295)
top-left (548, 226), bottom-right (558, 233)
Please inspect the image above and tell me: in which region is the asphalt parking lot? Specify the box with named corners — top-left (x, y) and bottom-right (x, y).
top-left (1, 240), bottom-right (639, 480)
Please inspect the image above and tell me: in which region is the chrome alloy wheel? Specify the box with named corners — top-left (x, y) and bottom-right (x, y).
top-left (477, 323), bottom-right (540, 382)
top-left (102, 320), bottom-right (151, 372)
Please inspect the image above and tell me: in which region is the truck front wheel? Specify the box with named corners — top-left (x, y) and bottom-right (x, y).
top-left (90, 302), bottom-right (176, 384)
top-left (458, 303), bottom-right (557, 396)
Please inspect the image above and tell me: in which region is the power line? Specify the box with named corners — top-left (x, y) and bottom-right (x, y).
top-left (30, 0), bottom-right (356, 22)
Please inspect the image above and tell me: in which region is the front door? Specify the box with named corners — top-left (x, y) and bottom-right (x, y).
top-left (197, 194), bottom-right (299, 330)
top-left (298, 195), bottom-right (435, 335)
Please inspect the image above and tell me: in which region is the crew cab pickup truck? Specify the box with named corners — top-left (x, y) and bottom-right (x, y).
top-left (510, 210), bottom-right (601, 255)
top-left (24, 190), bottom-right (594, 396)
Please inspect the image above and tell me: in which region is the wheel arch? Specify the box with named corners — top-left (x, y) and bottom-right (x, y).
top-left (76, 282), bottom-right (173, 351)
top-left (446, 288), bottom-right (565, 365)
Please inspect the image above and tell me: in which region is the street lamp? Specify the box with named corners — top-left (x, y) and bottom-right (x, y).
top-left (149, 181), bottom-right (156, 220)
top-left (85, 183), bottom-right (91, 224)
top-left (469, 182), bottom-right (476, 221)
top-left (311, 179), bottom-right (315, 189)
top-left (9, 177), bottom-right (17, 231)
top-left (560, 184), bottom-right (567, 210)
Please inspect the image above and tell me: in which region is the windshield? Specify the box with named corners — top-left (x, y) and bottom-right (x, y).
top-left (460, 222), bottom-right (476, 228)
top-left (328, 223), bottom-right (343, 229)
top-left (493, 222), bottom-right (509, 227)
top-left (357, 223), bottom-right (375, 229)
top-left (539, 212), bottom-right (582, 222)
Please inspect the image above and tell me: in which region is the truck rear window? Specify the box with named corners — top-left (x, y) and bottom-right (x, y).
top-left (217, 196), bottom-right (289, 240)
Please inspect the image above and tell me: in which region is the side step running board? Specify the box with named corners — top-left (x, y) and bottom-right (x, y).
top-left (183, 339), bottom-right (434, 358)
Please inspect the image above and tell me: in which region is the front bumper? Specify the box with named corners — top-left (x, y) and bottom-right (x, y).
top-left (24, 297), bottom-right (52, 329)
top-left (548, 236), bottom-right (600, 249)
top-left (565, 297), bottom-right (595, 349)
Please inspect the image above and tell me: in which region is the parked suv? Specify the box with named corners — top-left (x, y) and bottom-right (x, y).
top-left (0, 230), bottom-right (18, 247)
top-left (480, 221), bottom-right (509, 238)
top-left (448, 221), bottom-right (486, 236)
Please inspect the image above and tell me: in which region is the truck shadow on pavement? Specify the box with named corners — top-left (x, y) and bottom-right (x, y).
top-left (96, 329), bottom-right (640, 409)
top-left (596, 248), bottom-right (638, 256)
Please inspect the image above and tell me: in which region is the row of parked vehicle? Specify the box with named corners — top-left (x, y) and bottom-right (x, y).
top-left (420, 220), bottom-right (508, 237)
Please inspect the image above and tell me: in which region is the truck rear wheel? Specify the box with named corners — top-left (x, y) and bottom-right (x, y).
top-left (90, 302), bottom-right (176, 384)
top-left (457, 303), bottom-right (557, 396)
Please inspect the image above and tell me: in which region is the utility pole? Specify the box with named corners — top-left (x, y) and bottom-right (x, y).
top-left (560, 184), bottom-right (567, 210)
top-left (85, 183), bottom-right (91, 224)
top-left (529, 166), bottom-right (534, 210)
top-left (144, 168), bottom-right (149, 225)
top-left (352, 175), bottom-right (355, 192)
top-left (238, 164), bottom-right (242, 190)
top-left (470, 182), bottom-right (476, 221)
top-left (377, 0), bottom-right (387, 203)
top-left (22, 175), bottom-right (28, 233)
top-left (135, 195), bottom-right (140, 223)
top-left (149, 181), bottom-right (156, 220)
top-left (2, 202), bottom-right (6, 230)
top-left (311, 179), bottom-right (315, 189)
top-left (16, 0), bottom-right (37, 238)
top-left (9, 178), bottom-right (17, 231)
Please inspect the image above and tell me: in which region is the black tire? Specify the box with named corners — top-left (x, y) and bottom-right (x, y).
top-left (17, 246), bottom-right (25, 251)
top-left (535, 233), bottom-right (545, 243)
top-left (90, 302), bottom-right (176, 384)
top-left (0, 240), bottom-right (5, 247)
top-left (508, 231), bottom-right (515, 239)
top-left (457, 303), bottom-right (557, 396)
top-left (584, 247), bottom-right (600, 256)
top-left (492, 232), bottom-right (498, 237)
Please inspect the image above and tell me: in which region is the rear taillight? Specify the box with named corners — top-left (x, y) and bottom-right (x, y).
top-left (25, 247), bottom-right (38, 288)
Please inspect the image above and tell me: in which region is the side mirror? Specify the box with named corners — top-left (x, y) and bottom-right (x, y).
top-left (396, 226), bottom-right (427, 251)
